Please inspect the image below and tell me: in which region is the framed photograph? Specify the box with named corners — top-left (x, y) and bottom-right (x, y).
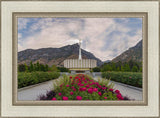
top-left (1, 0), bottom-right (159, 118)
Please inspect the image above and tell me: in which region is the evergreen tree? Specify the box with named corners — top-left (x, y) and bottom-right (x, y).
top-left (36, 61), bottom-right (40, 71)
top-left (108, 64), bottom-right (113, 71)
top-left (140, 67), bottom-right (142, 72)
top-left (57, 67), bottom-right (69, 72)
top-left (128, 60), bottom-right (134, 70)
top-left (124, 63), bottom-right (130, 72)
top-left (33, 64), bottom-right (36, 71)
top-left (45, 64), bottom-right (49, 72)
top-left (117, 67), bottom-right (120, 71)
top-left (132, 65), bottom-right (138, 72)
top-left (18, 64), bottom-right (25, 72)
top-left (49, 65), bottom-right (58, 72)
top-left (24, 63), bottom-right (28, 72)
top-left (40, 64), bottom-right (45, 71)
top-left (121, 65), bottom-right (124, 72)
top-left (92, 67), bottom-right (101, 72)
top-left (29, 61), bottom-right (34, 72)
top-left (101, 64), bottom-right (111, 72)
top-left (111, 62), bottom-right (116, 71)
top-left (100, 60), bottom-right (142, 72)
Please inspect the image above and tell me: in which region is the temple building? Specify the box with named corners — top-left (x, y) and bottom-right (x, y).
top-left (64, 40), bottom-right (97, 73)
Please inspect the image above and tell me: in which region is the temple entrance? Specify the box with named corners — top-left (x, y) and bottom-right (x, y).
top-left (76, 70), bottom-right (85, 73)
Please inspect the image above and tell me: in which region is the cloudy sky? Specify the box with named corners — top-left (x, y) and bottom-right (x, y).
top-left (18, 17), bottom-right (142, 61)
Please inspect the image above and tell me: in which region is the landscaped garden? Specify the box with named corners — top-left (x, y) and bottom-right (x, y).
top-left (18, 61), bottom-right (67, 89)
top-left (91, 60), bottom-right (142, 88)
top-left (39, 74), bottom-right (129, 100)
top-left (102, 72), bottom-right (142, 88)
top-left (18, 72), bottom-right (60, 88)
top-left (17, 61), bottom-right (142, 101)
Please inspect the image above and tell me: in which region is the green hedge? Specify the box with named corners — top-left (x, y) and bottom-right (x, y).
top-left (102, 72), bottom-right (142, 88)
top-left (18, 72), bottom-right (60, 88)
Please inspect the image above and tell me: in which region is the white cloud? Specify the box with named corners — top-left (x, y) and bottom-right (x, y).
top-left (18, 18), bottom-right (29, 30)
top-left (18, 18), bottom-right (142, 61)
top-left (18, 43), bottom-right (23, 51)
top-left (18, 33), bottom-right (22, 39)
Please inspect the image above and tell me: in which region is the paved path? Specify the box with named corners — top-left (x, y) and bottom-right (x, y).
top-left (18, 79), bottom-right (58, 101)
top-left (93, 76), bottom-right (142, 101)
top-left (18, 75), bottom-right (142, 101)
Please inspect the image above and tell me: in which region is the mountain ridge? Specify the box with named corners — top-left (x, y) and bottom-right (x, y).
top-left (18, 40), bottom-right (142, 67)
top-left (112, 40), bottom-right (142, 63)
top-left (18, 43), bottom-right (103, 66)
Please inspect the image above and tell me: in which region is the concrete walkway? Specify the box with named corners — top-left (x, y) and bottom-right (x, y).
top-left (93, 76), bottom-right (142, 101)
top-left (18, 79), bottom-right (57, 101)
top-left (18, 75), bottom-right (142, 101)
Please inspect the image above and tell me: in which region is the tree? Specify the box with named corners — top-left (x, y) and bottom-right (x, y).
top-left (57, 67), bottom-right (69, 72)
top-left (92, 67), bottom-right (101, 72)
top-left (101, 64), bottom-right (112, 72)
top-left (124, 63), bottom-right (130, 72)
top-left (49, 65), bottom-right (58, 72)
top-left (45, 64), bottom-right (49, 72)
top-left (121, 65), bottom-right (124, 72)
top-left (18, 64), bottom-right (25, 72)
top-left (132, 65), bottom-right (138, 72)
top-left (33, 64), bottom-right (37, 71)
top-left (111, 62), bottom-right (116, 71)
top-left (128, 60), bottom-right (134, 69)
top-left (24, 63), bottom-right (28, 72)
top-left (117, 67), bottom-right (120, 71)
top-left (140, 67), bottom-right (142, 72)
top-left (29, 61), bottom-right (34, 72)
top-left (40, 64), bottom-right (45, 71)
top-left (36, 61), bottom-right (40, 71)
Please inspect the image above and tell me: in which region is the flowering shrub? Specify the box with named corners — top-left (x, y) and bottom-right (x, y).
top-left (18, 72), bottom-right (60, 88)
top-left (102, 72), bottom-right (142, 88)
top-left (46, 74), bottom-right (125, 100)
top-left (62, 96), bottom-right (68, 100)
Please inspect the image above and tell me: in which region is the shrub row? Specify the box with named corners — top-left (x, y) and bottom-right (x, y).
top-left (101, 72), bottom-right (142, 88)
top-left (18, 72), bottom-right (60, 88)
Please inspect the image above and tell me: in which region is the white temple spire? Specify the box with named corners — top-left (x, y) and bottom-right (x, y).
top-left (79, 39), bottom-right (82, 60)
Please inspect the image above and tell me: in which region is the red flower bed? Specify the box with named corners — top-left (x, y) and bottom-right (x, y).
top-left (49, 74), bottom-right (124, 100)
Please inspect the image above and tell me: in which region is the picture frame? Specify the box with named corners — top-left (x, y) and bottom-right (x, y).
top-left (13, 12), bottom-right (147, 106)
top-left (1, 0), bottom-right (159, 117)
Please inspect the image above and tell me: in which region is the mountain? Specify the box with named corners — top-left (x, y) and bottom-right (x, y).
top-left (103, 60), bottom-right (111, 63)
top-left (112, 40), bottom-right (142, 63)
top-left (18, 43), bottom-right (103, 67)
